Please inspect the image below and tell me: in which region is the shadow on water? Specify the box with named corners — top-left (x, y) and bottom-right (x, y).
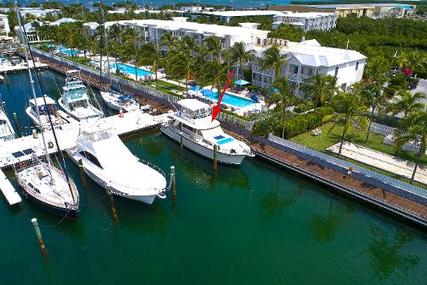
top-left (310, 200), bottom-right (354, 242)
top-left (367, 226), bottom-right (420, 280)
top-left (259, 175), bottom-right (305, 219)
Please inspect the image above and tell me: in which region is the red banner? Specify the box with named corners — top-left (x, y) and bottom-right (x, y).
top-left (211, 69), bottom-right (234, 121)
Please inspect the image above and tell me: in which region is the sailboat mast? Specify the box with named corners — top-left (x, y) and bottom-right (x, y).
top-left (16, 6), bottom-right (77, 202)
top-left (100, 1), bottom-right (111, 81)
top-left (14, 3), bottom-right (53, 175)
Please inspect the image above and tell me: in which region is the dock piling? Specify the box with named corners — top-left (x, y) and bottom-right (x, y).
top-left (180, 133), bottom-right (183, 151)
top-left (31, 218), bottom-right (47, 256)
top-left (12, 112), bottom-right (22, 137)
top-left (108, 191), bottom-right (118, 221)
top-left (170, 165), bottom-right (176, 201)
top-left (213, 144), bottom-right (218, 171)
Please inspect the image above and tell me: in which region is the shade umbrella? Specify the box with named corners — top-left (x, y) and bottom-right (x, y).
top-left (234, 79), bottom-right (250, 86)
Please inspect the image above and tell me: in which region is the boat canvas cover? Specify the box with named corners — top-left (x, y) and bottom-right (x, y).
top-left (63, 89), bottom-right (89, 105)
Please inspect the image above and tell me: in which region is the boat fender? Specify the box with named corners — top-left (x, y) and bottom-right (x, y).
top-left (48, 141), bottom-right (54, 149)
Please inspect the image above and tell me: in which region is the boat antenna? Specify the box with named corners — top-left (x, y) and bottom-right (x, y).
top-left (14, 2), bottom-right (53, 181)
top-left (15, 4), bottom-right (77, 202)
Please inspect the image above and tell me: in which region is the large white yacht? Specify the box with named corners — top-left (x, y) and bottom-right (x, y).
top-left (67, 122), bottom-right (167, 204)
top-left (58, 70), bottom-right (103, 122)
top-left (0, 103), bottom-right (15, 141)
top-left (160, 99), bottom-right (254, 165)
top-left (26, 96), bottom-right (77, 129)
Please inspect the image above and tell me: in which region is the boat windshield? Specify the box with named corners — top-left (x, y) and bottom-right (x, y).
top-left (34, 104), bottom-right (56, 115)
top-left (179, 107), bottom-right (210, 120)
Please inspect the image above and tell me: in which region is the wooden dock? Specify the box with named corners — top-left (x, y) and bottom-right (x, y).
top-left (0, 111), bottom-right (170, 169)
top-left (0, 169), bottom-right (21, 205)
top-left (251, 142), bottom-right (427, 228)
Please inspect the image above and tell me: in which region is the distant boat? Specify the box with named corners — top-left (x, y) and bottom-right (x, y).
top-left (67, 122), bottom-right (167, 204)
top-left (25, 95), bottom-right (77, 129)
top-left (160, 99), bottom-right (254, 165)
top-left (100, 91), bottom-right (140, 112)
top-left (0, 102), bottom-right (15, 141)
top-left (58, 70), bottom-right (103, 122)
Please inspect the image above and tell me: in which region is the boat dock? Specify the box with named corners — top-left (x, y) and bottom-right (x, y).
top-left (251, 141), bottom-right (427, 228)
top-left (0, 169), bottom-right (21, 205)
top-left (0, 111), bottom-right (170, 169)
top-left (0, 60), bottom-right (48, 73)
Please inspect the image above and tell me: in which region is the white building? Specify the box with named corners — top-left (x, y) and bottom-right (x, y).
top-left (201, 10), bottom-right (283, 23)
top-left (251, 39), bottom-right (366, 95)
top-left (15, 21), bottom-right (46, 43)
top-left (94, 17), bottom-right (269, 49)
top-left (272, 12), bottom-right (336, 31)
top-left (0, 8), bottom-right (60, 18)
top-left (50, 18), bottom-right (79, 26)
top-left (0, 14), bottom-right (10, 35)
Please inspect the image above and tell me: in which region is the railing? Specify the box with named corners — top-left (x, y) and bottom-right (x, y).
top-left (268, 133), bottom-right (427, 206)
top-left (31, 47), bottom-right (257, 130)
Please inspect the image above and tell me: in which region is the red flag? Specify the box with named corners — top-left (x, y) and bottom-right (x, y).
top-left (211, 69), bottom-right (234, 121)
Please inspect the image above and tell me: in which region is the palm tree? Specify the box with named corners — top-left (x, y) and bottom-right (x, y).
top-left (270, 77), bottom-right (294, 138)
top-left (324, 91), bottom-right (368, 156)
top-left (108, 24), bottom-right (123, 72)
top-left (122, 28), bottom-right (141, 81)
top-left (205, 36), bottom-right (222, 62)
top-left (388, 90), bottom-right (425, 118)
top-left (394, 107), bottom-right (427, 183)
top-left (226, 42), bottom-right (254, 79)
top-left (301, 74), bottom-right (337, 108)
top-left (395, 51), bottom-right (410, 70)
top-left (364, 56), bottom-right (390, 86)
top-left (160, 32), bottom-right (175, 54)
top-left (259, 45), bottom-right (287, 80)
top-left (140, 43), bottom-right (160, 88)
top-left (356, 82), bottom-right (385, 143)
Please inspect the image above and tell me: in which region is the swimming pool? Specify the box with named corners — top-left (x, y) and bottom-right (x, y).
top-left (58, 46), bottom-right (82, 56)
top-left (110, 63), bottom-right (154, 78)
top-left (200, 89), bottom-right (255, 108)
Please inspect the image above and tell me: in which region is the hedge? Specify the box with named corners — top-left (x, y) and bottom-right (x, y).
top-left (273, 106), bottom-right (334, 138)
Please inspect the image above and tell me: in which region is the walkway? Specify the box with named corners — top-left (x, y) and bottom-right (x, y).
top-left (328, 141), bottom-right (427, 186)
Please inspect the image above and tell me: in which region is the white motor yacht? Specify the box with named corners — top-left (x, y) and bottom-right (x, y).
top-left (160, 99), bottom-right (254, 165)
top-left (67, 122), bottom-right (167, 204)
top-left (26, 96), bottom-right (77, 129)
top-left (100, 91), bottom-right (140, 112)
top-left (58, 70), bottom-right (103, 122)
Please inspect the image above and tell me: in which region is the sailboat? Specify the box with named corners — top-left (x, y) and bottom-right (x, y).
top-left (14, 5), bottom-right (80, 218)
top-left (58, 70), bottom-right (104, 122)
top-left (67, 121), bottom-right (167, 204)
top-left (0, 100), bottom-right (15, 141)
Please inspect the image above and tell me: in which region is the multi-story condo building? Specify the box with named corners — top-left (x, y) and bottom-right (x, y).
top-left (251, 38), bottom-right (366, 95)
top-left (86, 17), bottom-right (269, 49)
top-left (272, 12), bottom-right (336, 31)
top-left (271, 3), bottom-right (416, 19)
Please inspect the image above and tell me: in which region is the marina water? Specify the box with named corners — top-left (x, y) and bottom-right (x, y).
top-left (1, 70), bottom-right (427, 284)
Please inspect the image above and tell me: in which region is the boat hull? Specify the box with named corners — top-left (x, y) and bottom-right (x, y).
top-left (160, 125), bottom-right (246, 165)
top-left (17, 180), bottom-right (78, 219)
top-left (67, 149), bottom-right (160, 205)
top-left (58, 98), bottom-right (102, 122)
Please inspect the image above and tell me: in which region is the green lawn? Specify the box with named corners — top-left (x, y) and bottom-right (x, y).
top-left (290, 123), bottom-right (427, 189)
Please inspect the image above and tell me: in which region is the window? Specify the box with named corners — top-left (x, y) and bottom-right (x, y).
top-left (80, 151), bottom-right (102, 169)
top-left (289, 64), bottom-right (299, 74)
top-left (334, 66), bottom-right (339, 77)
top-left (355, 61), bottom-right (359, 71)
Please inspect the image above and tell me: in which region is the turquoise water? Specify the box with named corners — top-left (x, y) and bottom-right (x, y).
top-left (110, 62), bottom-right (154, 78)
top-left (200, 88), bottom-right (255, 108)
top-left (1, 71), bottom-right (427, 284)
